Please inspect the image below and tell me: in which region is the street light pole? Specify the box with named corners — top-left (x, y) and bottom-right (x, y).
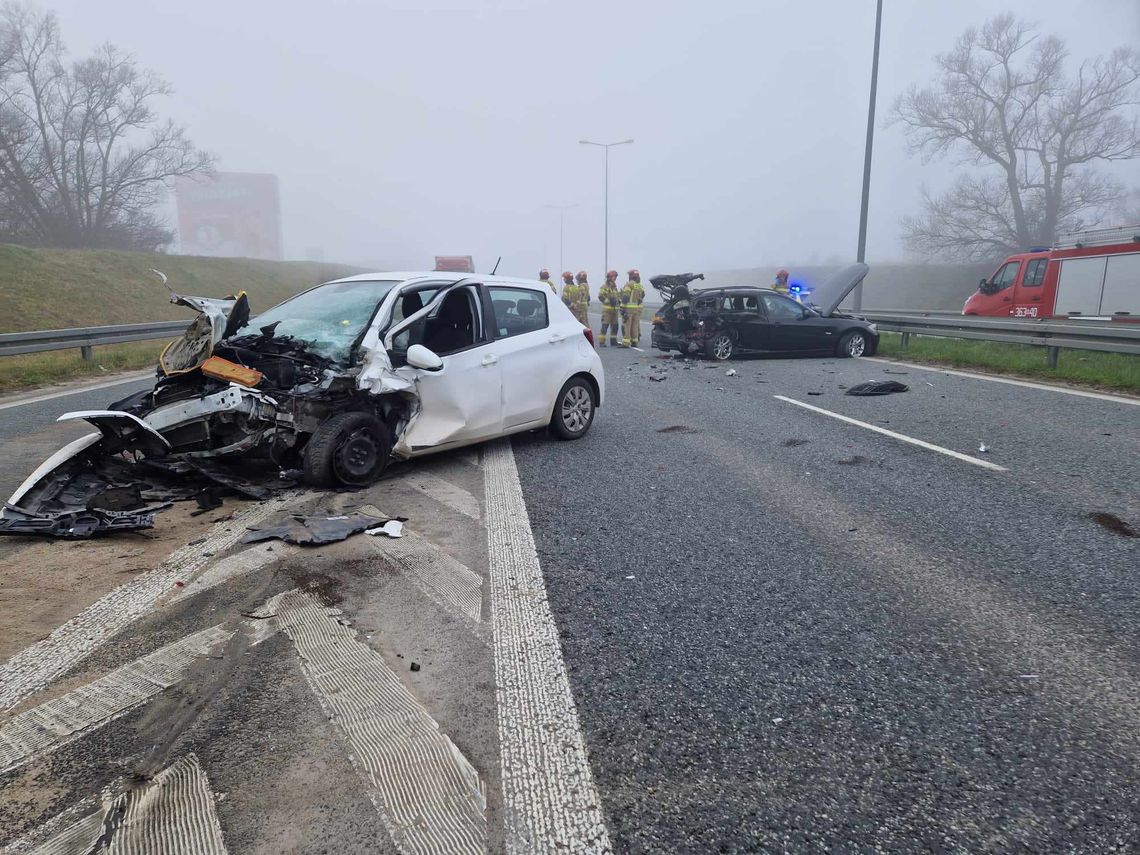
top-left (544, 204), bottom-right (577, 274)
top-left (579, 138), bottom-right (633, 275)
top-left (853, 0), bottom-right (883, 312)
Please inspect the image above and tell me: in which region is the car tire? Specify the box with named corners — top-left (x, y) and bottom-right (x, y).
top-left (303, 411), bottom-right (391, 487)
top-left (549, 376), bottom-right (595, 441)
top-left (706, 333), bottom-right (734, 361)
top-left (838, 330), bottom-right (867, 358)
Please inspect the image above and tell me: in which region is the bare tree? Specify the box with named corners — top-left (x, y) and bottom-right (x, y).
top-left (0, 2), bottom-right (212, 250)
top-left (893, 15), bottom-right (1140, 261)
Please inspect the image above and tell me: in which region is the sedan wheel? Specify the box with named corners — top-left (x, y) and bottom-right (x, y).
top-left (550, 377), bottom-right (595, 440)
top-left (839, 331), bottom-right (867, 358)
top-left (707, 333), bottom-right (734, 361)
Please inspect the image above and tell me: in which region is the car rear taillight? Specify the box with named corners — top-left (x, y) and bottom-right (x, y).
top-left (582, 327), bottom-right (595, 346)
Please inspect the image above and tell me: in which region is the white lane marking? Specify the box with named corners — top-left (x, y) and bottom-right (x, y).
top-left (774, 395), bottom-right (1008, 472)
top-left (0, 372), bottom-right (152, 413)
top-left (360, 503), bottom-right (485, 629)
top-left (0, 626), bottom-right (234, 774)
top-left (0, 495), bottom-right (298, 711)
top-left (403, 470), bottom-right (481, 520)
top-left (25, 754), bottom-right (229, 855)
top-left (21, 806), bottom-right (103, 855)
top-left (272, 589), bottom-right (487, 855)
top-left (167, 542), bottom-right (297, 605)
top-left (110, 753), bottom-right (229, 854)
top-left (483, 439), bottom-right (612, 853)
top-left (864, 356), bottom-right (1140, 407)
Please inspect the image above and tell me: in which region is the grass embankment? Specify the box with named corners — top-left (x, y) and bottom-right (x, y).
top-left (0, 244), bottom-right (364, 392)
top-left (877, 332), bottom-right (1140, 394)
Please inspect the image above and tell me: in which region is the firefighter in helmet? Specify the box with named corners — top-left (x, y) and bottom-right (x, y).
top-left (538, 268), bottom-right (556, 293)
top-left (561, 271), bottom-right (575, 308)
top-left (597, 270), bottom-right (621, 347)
top-left (773, 268), bottom-right (790, 296)
top-left (621, 268), bottom-right (646, 348)
top-left (570, 270), bottom-right (591, 326)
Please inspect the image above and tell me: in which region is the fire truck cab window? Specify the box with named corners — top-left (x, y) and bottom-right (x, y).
top-left (1024, 258), bottom-right (1047, 286)
top-left (991, 262), bottom-right (1021, 290)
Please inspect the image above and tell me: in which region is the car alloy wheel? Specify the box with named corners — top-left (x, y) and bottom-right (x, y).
top-left (846, 333), bottom-right (866, 357)
top-left (709, 333), bottom-right (733, 361)
top-left (561, 385), bottom-right (593, 434)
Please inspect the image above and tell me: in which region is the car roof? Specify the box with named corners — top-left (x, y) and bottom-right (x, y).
top-left (325, 271), bottom-right (546, 289)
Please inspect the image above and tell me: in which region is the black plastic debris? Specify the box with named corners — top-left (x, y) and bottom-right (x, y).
top-left (190, 487), bottom-right (224, 517)
top-left (845, 380), bottom-right (909, 396)
top-left (242, 512), bottom-right (391, 546)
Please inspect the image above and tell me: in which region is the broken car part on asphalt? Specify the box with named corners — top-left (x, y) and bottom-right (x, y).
top-left (242, 512), bottom-right (399, 546)
top-left (844, 380), bottom-right (909, 396)
top-left (3, 269), bottom-right (605, 538)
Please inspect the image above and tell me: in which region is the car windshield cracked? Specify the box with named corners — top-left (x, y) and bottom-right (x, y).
top-left (239, 279), bottom-right (400, 362)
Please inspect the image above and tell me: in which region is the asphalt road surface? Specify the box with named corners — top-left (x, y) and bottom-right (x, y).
top-left (0, 345), bottom-right (1138, 853)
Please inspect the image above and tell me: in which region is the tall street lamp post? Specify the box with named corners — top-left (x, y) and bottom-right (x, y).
top-left (853, 0), bottom-right (883, 312)
top-left (544, 203), bottom-right (577, 275)
top-left (579, 138), bottom-right (633, 274)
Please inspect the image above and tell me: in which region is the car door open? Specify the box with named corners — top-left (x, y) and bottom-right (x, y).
top-left (384, 282), bottom-right (503, 451)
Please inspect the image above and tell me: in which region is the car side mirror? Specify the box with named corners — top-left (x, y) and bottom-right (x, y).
top-left (406, 344), bottom-right (443, 371)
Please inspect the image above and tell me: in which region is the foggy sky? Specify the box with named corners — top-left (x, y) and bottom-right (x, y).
top-left (44, 0), bottom-right (1140, 278)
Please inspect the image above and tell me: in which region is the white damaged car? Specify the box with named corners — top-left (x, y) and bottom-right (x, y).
top-left (1, 272), bottom-right (604, 537)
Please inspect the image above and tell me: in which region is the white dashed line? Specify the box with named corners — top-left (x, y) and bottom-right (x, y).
top-left (272, 589), bottom-right (487, 855)
top-left (360, 504), bottom-right (486, 631)
top-left (404, 471), bottom-right (481, 520)
top-left (25, 754), bottom-right (229, 855)
top-left (0, 495), bottom-right (297, 711)
top-left (0, 372), bottom-right (152, 412)
top-left (483, 439), bottom-right (612, 853)
top-left (775, 395), bottom-right (1008, 472)
top-left (0, 626), bottom-right (235, 774)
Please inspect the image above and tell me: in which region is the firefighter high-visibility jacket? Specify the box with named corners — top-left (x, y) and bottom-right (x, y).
top-left (562, 283), bottom-right (589, 323)
top-left (598, 281), bottom-right (621, 320)
top-left (621, 281), bottom-right (645, 313)
top-left (621, 280), bottom-right (646, 345)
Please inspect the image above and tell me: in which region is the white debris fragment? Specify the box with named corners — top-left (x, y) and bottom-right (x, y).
top-left (978, 443), bottom-right (989, 453)
top-left (725, 369), bottom-right (737, 377)
top-left (772, 717), bottom-right (784, 725)
top-left (366, 520), bottom-right (405, 538)
top-left (624, 575), bottom-right (635, 580)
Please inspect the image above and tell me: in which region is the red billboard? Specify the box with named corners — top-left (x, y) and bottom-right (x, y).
top-left (175, 173), bottom-right (283, 260)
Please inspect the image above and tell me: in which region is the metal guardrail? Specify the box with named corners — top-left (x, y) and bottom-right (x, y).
top-left (3, 312), bottom-right (1138, 368)
top-left (0, 321), bottom-right (185, 361)
top-left (862, 311), bottom-right (1140, 366)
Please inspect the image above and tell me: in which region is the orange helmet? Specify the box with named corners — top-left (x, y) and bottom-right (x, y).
top-left (576, 270), bottom-right (588, 283)
top-left (628, 268), bottom-right (639, 276)
top-left (562, 271), bottom-right (574, 282)
top-left (776, 268), bottom-right (789, 279)
top-left (606, 269), bottom-right (618, 280)
top-left (539, 268), bottom-right (550, 279)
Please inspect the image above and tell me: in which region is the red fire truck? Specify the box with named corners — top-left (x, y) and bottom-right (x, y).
top-left (962, 224), bottom-right (1140, 319)
top-left (433, 255), bottom-right (475, 273)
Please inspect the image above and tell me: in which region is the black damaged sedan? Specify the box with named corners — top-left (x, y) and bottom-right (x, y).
top-left (651, 263), bottom-right (879, 361)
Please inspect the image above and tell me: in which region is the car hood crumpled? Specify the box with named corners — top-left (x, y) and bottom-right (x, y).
top-left (811, 263), bottom-right (870, 317)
